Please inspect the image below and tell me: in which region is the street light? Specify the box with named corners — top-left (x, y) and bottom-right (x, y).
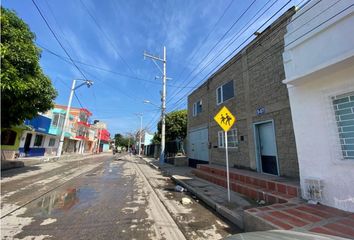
top-left (56, 79), bottom-right (94, 157)
top-left (143, 100), bottom-right (160, 108)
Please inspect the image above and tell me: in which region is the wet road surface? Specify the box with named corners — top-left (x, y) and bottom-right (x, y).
top-left (1, 154), bottom-right (240, 239)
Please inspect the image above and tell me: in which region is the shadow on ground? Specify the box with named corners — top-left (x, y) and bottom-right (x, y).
top-left (1, 165), bottom-right (41, 179)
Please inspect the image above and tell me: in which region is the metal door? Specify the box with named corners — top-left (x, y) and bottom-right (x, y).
top-left (256, 122), bottom-right (279, 175)
top-left (188, 128), bottom-right (209, 162)
top-left (24, 133), bottom-right (32, 154)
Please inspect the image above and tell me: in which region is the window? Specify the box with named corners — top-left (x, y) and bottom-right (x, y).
top-left (52, 113), bottom-right (65, 128)
top-left (77, 126), bottom-right (87, 137)
top-left (332, 92), bottom-right (354, 160)
top-left (48, 138), bottom-right (56, 147)
top-left (79, 111), bottom-right (88, 123)
top-left (193, 100), bottom-right (202, 116)
top-left (34, 135), bottom-right (44, 147)
top-left (1, 130), bottom-right (17, 146)
top-left (217, 129), bottom-right (238, 148)
top-left (216, 80), bottom-right (234, 105)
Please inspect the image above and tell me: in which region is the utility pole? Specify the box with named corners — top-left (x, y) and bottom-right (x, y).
top-left (97, 128), bottom-right (101, 154)
top-left (57, 79), bottom-right (93, 158)
top-left (57, 79), bottom-right (76, 157)
top-left (144, 46), bottom-right (167, 165)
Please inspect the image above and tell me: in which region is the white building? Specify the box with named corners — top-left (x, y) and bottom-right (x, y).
top-left (283, 0), bottom-right (354, 212)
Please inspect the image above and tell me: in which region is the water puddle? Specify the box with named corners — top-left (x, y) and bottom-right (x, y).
top-left (33, 186), bottom-right (97, 217)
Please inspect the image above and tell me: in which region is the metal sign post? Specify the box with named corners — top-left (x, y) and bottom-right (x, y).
top-left (214, 106), bottom-right (236, 203)
top-left (224, 130), bottom-right (230, 202)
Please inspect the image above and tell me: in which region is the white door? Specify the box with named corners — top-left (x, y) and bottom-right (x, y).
top-left (188, 128), bottom-right (209, 162)
top-left (256, 121), bottom-right (278, 175)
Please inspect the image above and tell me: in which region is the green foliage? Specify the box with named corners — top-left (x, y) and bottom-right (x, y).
top-left (156, 110), bottom-right (187, 142)
top-left (114, 133), bottom-right (134, 148)
top-left (1, 7), bottom-right (57, 127)
top-left (152, 132), bottom-right (160, 144)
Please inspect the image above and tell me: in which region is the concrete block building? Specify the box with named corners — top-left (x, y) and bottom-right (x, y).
top-left (187, 7), bottom-right (299, 178)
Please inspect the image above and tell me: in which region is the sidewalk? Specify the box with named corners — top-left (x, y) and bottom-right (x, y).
top-left (141, 156), bottom-right (354, 239)
top-left (1, 152), bottom-right (109, 171)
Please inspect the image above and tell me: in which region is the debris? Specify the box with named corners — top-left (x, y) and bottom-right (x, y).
top-left (175, 185), bottom-right (186, 192)
top-left (257, 200), bottom-right (266, 205)
top-left (181, 197), bottom-right (192, 205)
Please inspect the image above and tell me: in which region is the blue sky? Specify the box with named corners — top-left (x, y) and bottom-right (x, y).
top-left (2, 0), bottom-right (304, 136)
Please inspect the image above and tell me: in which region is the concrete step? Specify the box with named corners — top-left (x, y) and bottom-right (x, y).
top-left (192, 169), bottom-right (299, 205)
top-left (196, 164), bottom-right (300, 198)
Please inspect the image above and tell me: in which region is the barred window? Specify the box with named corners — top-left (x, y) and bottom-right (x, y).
top-left (332, 91), bottom-right (354, 160)
top-left (218, 129), bottom-right (238, 148)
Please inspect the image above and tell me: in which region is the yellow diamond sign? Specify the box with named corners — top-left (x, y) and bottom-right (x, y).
top-left (214, 106), bottom-right (236, 131)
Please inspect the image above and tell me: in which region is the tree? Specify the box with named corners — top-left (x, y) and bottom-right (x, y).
top-left (155, 110), bottom-right (187, 142)
top-left (114, 133), bottom-right (135, 148)
top-left (1, 7), bottom-right (57, 128)
top-left (114, 133), bottom-right (124, 147)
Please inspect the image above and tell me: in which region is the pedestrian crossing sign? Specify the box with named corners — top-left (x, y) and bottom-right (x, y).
top-left (214, 106), bottom-right (236, 132)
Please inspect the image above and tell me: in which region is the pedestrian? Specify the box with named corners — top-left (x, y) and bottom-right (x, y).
top-left (225, 113), bottom-right (232, 126)
top-left (220, 114), bottom-right (226, 124)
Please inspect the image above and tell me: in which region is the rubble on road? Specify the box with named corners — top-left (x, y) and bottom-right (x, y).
top-left (181, 197), bottom-right (192, 205)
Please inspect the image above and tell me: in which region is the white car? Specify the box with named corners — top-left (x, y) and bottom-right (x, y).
top-left (224, 230), bottom-right (349, 240)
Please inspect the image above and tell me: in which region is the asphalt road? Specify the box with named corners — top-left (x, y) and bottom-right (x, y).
top-left (1, 153), bottom-right (239, 240)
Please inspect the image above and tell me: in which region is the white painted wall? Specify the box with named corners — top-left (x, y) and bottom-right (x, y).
top-left (283, 0), bottom-right (354, 212)
top-left (19, 131), bottom-right (59, 154)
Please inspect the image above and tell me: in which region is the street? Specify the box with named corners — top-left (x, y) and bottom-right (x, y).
top-left (1, 154), bottom-right (239, 240)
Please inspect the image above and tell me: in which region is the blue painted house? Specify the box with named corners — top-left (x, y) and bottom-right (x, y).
top-left (19, 115), bottom-right (58, 157)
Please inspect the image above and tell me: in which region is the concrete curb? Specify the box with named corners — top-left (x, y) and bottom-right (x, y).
top-left (141, 157), bottom-right (160, 170)
top-left (171, 175), bottom-right (244, 229)
top-left (140, 156), bottom-right (244, 229)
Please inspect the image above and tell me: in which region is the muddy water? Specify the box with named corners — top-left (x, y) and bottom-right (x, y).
top-left (2, 156), bottom-right (240, 240)
top-left (4, 157), bottom-right (156, 240)
top-left (158, 177), bottom-right (240, 240)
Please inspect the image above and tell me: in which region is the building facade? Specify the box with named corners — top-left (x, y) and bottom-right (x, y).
top-left (54, 105), bottom-right (93, 154)
top-left (93, 121), bottom-right (110, 152)
top-left (283, 0), bottom-right (354, 212)
top-left (1, 126), bottom-right (27, 160)
top-left (19, 115), bottom-right (57, 157)
top-left (188, 8), bottom-right (299, 178)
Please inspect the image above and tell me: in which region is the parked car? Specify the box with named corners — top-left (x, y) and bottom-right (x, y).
top-left (224, 230), bottom-right (348, 240)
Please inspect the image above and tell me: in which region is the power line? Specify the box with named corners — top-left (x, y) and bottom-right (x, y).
top-left (31, 0), bottom-right (88, 82)
top-left (168, 0), bottom-right (306, 111)
top-left (38, 43), bottom-right (194, 89)
top-left (170, 0), bottom-right (234, 93)
top-left (167, 0), bottom-right (278, 105)
top-left (168, 2), bottom-right (308, 111)
top-left (79, 0), bottom-right (136, 76)
top-left (32, 0), bottom-right (91, 111)
top-left (168, 0), bottom-right (258, 102)
top-left (169, 1), bottom-right (349, 112)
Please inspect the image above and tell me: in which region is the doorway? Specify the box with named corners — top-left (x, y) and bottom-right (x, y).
top-left (24, 133), bottom-right (32, 154)
top-left (254, 121), bottom-right (279, 175)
